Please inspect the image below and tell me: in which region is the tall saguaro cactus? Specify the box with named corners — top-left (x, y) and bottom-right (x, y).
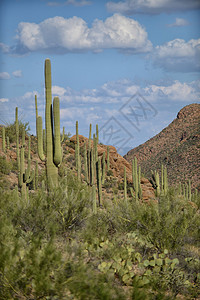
top-left (2, 127), bottom-right (6, 153)
top-left (36, 59), bottom-right (62, 190)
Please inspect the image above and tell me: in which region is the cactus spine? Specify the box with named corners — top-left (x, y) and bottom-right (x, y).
top-left (36, 59), bottom-right (62, 190)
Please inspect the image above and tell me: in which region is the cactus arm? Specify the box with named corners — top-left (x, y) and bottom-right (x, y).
top-left (24, 136), bottom-right (32, 182)
top-left (107, 146), bottom-right (110, 171)
top-left (84, 142), bottom-right (88, 183)
top-left (89, 124), bottom-right (92, 150)
top-left (102, 152), bottom-right (106, 184)
top-left (96, 124), bottom-right (99, 144)
top-left (61, 126), bottom-right (65, 143)
top-left (53, 96), bottom-right (62, 166)
top-left (36, 116), bottom-right (45, 161)
top-left (97, 157), bottom-right (102, 206)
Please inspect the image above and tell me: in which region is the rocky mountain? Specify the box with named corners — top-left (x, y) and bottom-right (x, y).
top-left (124, 103), bottom-right (200, 191)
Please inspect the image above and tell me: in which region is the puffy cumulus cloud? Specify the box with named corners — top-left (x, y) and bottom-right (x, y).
top-left (12, 70), bottom-right (22, 78)
top-left (0, 72), bottom-right (10, 80)
top-left (0, 98), bottom-right (9, 103)
top-left (52, 86), bottom-right (67, 97)
top-left (167, 18), bottom-right (189, 27)
top-left (151, 38), bottom-right (200, 72)
top-left (12, 14), bottom-right (152, 54)
top-left (143, 80), bottom-right (200, 102)
top-left (106, 0), bottom-right (200, 15)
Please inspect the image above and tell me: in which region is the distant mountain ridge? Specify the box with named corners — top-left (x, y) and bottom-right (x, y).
top-left (124, 103), bottom-right (200, 191)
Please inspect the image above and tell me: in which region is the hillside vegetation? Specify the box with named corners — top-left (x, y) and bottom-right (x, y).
top-left (0, 59), bottom-right (199, 299)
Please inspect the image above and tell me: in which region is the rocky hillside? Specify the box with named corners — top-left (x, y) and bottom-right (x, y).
top-left (0, 134), bottom-right (155, 202)
top-left (124, 103), bottom-right (200, 191)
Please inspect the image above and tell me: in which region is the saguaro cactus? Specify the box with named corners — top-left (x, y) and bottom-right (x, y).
top-left (76, 121), bottom-right (81, 180)
top-left (107, 146), bottom-right (110, 171)
top-left (97, 157), bottom-right (102, 206)
top-left (102, 152), bottom-right (106, 184)
top-left (124, 166), bottom-right (127, 202)
top-left (36, 59), bottom-right (62, 190)
top-left (84, 142), bottom-right (88, 183)
top-left (2, 127), bottom-right (6, 152)
top-left (163, 166), bottom-right (168, 195)
top-left (96, 124), bottom-right (99, 144)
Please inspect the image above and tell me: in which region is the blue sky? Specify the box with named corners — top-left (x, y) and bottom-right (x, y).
top-left (0, 0), bottom-right (200, 155)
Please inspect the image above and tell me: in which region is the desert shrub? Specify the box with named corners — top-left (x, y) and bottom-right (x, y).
top-left (107, 169), bottom-right (114, 176)
top-left (110, 188), bottom-right (199, 252)
top-left (0, 156), bottom-right (12, 175)
top-left (0, 120), bottom-right (30, 144)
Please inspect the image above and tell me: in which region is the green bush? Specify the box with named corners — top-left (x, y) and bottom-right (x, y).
top-left (0, 120), bottom-right (30, 144)
top-left (0, 156), bottom-right (12, 175)
top-left (110, 188), bottom-right (199, 252)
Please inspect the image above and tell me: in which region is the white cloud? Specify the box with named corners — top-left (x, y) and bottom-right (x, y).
top-left (151, 38), bottom-right (200, 72)
top-left (12, 70), bottom-right (22, 77)
top-left (47, 0), bottom-right (91, 7)
top-left (52, 86), bottom-right (67, 97)
top-left (0, 72), bottom-right (10, 80)
top-left (106, 0), bottom-right (200, 15)
top-left (144, 80), bottom-right (200, 101)
top-left (12, 14), bottom-right (152, 54)
top-left (167, 18), bottom-right (189, 27)
top-left (0, 43), bottom-right (10, 53)
top-left (0, 98), bottom-right (9, 103)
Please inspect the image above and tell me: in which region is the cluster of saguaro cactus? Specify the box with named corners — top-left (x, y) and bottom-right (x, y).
top-left (178, 180), bottom-right (193, 201)
top-left (151, 164), bottom-right (168, 196)
top-left (15, 107), bottom-right (36, 199)
top-left (74, 122), bottom-right (110, 211)
top-left (132, 157), bottom-right (142, 200)
top-left (35, 59), bottom-right (62, 190)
